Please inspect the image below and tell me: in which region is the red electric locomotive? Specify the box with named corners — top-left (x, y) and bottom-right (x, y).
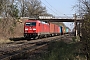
top-left (24, 19), bottom-right (50, 39)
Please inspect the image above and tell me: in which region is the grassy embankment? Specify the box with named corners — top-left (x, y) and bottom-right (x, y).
top-left (39, 37), bottom-right (86, 60)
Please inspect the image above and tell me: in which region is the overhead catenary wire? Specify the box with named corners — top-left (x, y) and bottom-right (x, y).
top-left (44, 0), bottom-right (63, 14)
top-left (43, 0), bottom-right (72, 18)
top-left (41, 0), bottom-right (63, 18)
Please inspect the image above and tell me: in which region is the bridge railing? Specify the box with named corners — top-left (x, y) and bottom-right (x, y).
top-left (38, 16), bottom-right (82, 20)
top-left (19, 16), bottom-right (82, 20)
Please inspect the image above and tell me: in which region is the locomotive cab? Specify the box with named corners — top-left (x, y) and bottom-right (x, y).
top-left (24, 20), bottom-right (38, 39)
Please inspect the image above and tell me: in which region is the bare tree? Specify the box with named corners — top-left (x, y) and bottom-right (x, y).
top-left (26, 0), bottom-right (46, 17)
top-left (0, 0), bottom-right (19, 38)
top-left (18, 0), bottom-right (51, 17)
top-left (0, 0), bottom-right (3, 14)
top-left (76, 0), bottom-right (90, 60)
top-left (0, 0), bottom-right (8, 16)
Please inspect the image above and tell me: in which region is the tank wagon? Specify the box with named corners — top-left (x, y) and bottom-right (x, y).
top-left (24, 19), bottom-right (68, 39)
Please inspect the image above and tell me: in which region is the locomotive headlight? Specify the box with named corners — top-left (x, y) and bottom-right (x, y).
top-left (25, 28), bottom-right (28, 30)
top-left (24, 30), bottom-right (28, 33)
top-left (33, 28), bottom-right (36, 30)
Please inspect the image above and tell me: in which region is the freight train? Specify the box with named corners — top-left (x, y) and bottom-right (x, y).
top-left (24, 19), bottom-right (70, 39)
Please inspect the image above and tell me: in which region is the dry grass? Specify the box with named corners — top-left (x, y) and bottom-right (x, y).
top-left (39, 38), bottom-right (87, 60)
top-left (0, 39), bottom-right (13, 44)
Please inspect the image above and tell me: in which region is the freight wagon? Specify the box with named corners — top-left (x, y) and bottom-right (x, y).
top-left (49, 23), bottom-right (60, 36)
top-left (60, 26), bottom-right (63, 35)
top-left (64, 27), bottom-right (71, 34)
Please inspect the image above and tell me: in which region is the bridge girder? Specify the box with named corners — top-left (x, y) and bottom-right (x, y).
top-left (39, 19), bottom-right (82, 22)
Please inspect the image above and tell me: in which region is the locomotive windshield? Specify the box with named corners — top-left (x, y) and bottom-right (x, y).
top-left (25, 22), bottom-right (36, 26)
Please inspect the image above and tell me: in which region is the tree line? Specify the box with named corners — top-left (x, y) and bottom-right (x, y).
top-left (0, 0), bottom-right (52, 18)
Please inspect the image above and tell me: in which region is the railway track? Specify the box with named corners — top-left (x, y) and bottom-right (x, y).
top-left (0, 35), bottom-right (63, 60)
top-left (1, 44), bottom-right (47, 60)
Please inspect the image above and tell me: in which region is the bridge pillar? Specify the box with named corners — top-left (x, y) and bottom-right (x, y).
top-left (78, 22), bottom-right (80, 37)
top-left (74, 14), bottom-right (78, 36)
top-left (75, 22), bottom-right (78, 36)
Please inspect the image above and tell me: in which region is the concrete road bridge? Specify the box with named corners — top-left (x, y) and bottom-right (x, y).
top-left (38, 16), bottom-right (82, 22)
